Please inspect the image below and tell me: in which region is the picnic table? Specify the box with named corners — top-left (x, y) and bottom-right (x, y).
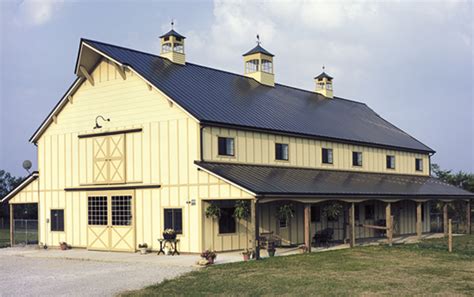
top-left (157, 238), bottom-right (180, 255)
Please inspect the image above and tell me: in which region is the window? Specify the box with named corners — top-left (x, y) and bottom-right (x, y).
top-left (218, 207), bottom-right (236, 234)
top-left (162, 42), bottom-right (172, 53)
top-left (322, 148), bottom-right (333, 164)
top-left (111, 195), bottom-right (132, 226)
top-left (164, 209), bottom-right (183, 234)
top-left (355, 204), bottom-right (360, 221)
top-left (275, 143), bottom-right (289, 161)
top-left (88, 196), bottom-right (108, 225)
top-left (261, 59), bottom-right (273, 73)
top-left (245, 59), bottom-right (259, 73)
top-left (311, 205), bottom-right (321, 222)
top-left (365, 204), bottom-right (375, 220)
top-left (51, 209), bottom-right (64, 232)
top-left (173, 43), bottom-right (184, 53)
top-left (386, 155), bottom-right (395, 169)
top-left (218, 137), bottom-right (235, 156)
top-left (279, 218), bottom-right (288, 228)
top-left (164, 36), bottom-right (170, 41)
top-left (415, 158), bottom-right (423, 171)
top-left (352, 151), bottom-right (362, 167)
top-left (176, 37), bottom-right (182, 42)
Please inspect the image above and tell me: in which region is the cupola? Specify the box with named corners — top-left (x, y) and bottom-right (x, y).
top-left (159, 21), bottom-right (186, 65)
top-left (314, 68), bottom-right (333, 98)
top-left (243, 35), bottom-right (275, 87)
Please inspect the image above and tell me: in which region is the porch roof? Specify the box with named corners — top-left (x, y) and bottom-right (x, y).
top-left (195, 162), bottom-right (473, 199)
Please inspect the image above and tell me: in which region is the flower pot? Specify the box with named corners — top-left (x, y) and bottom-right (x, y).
top-left (59, 243), bottom-right (68, 251)
top-left (268, 249), bottom-right (275, 257)
top-left (243, 254), bottom-right (250, 261)
top-left (139, 248), bottom-right (147, 255)
top-left (207, 257), bottom-right (215, 264)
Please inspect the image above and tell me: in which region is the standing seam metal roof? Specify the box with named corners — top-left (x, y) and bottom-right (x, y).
top-left (81, 39), bottom-right (433, 153)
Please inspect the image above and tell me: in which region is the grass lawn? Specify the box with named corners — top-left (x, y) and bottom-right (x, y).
top-left (124, 235), bottom-right (474, 296)
top-left (0, 229), bottom-right (10, 248)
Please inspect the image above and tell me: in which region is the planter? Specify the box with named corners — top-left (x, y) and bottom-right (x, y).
top-left (163, 233), bottom-right (176, 240)
top-left (242, 254), bottom-right (250, 261)
top-left (139, 248), bottom-right (148, 255)
top-left (207, 257), bottom-right (215, 264)
top-left (268, 249), bottom-right (275, 257)
top-left (59, 242), bottom-right (68, 251)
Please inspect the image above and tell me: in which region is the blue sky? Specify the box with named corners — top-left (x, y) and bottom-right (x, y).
top-left (0, 0), bottom-right (472, 177)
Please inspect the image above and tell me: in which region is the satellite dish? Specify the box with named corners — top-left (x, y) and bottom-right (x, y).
top-left (22, 160), bottom-right (32, 173)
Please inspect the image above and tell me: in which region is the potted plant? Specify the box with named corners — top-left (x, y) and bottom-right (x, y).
top-left (322, 201), bottom-right (343, 221)
top-left (277, 203), bottom-right (295, 222)
top-left (163, 229), bottom-right (176, 240)
top-left (200, 249), bottom-right (217, 264)
top-left (267, 241), bottom-right (276, 257)
top-left (205, 203), bottom-right (221, 219)
top-left (59, 242), bottom-right (69, 250)
top-left (234, 200), bottom-right (251, 221)
top-left (138, 243), bottom-right (148, 255)
top-left (242, 249), bottom-right (253, 261)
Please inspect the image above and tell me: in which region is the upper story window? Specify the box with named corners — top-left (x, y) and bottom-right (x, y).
top-left (386, 155), bottom-right (395, 169)
top-left (164, 36), bottom-right (170, 41)
top-left (218, 137), bottom-right (235, 156)
top-left (415, 158), bottom-right (423, 172)
top-left (173, 43), bottom-right (184, 53)
top-left (275, 143), bottom-right (289, 161)
top-left (322, 148), bottom-right (333, 164)
top-left (245, 59), bottom-right (259, 73)
top-left (261, 59), bottom-right (273, 73)
top-left (176, 37), bottom-right (182, 42)
top-left (352, 151), bottom-right (362, 167)
top-left (162, 43), bottom-right (172, 53)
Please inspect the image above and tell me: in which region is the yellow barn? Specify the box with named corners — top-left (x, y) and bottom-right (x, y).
top-left (2, 27), bottom-right (472, 256)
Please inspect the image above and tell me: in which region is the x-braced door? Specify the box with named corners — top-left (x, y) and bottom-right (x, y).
top-left (87, 192), bottom-right (135, 252)
top-left (93, 134), bottom-right (126, 184)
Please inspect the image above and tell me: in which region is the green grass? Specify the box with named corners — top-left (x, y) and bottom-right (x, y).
top-left (123, 235), bottom-right (474, 296)
top-left (0, 229), bottom-right (10, 248)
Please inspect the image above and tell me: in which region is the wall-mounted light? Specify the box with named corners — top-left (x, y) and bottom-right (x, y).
top-left (94, 115), bottom-right (110, 129)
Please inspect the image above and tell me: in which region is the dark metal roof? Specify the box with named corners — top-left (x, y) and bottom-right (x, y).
top-left (80, 39), bottom-right (434, 153)
top-left (314, 72), bottom-right (333, 80)
top-left (242, 44), bottom-right (274, 57)
top-left (159, 29), bottom-right (186, 39)
top-left (196, 162), bottom-right (474, 198)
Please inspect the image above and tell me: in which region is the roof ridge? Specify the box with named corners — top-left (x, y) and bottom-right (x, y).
top-left (81, 38), bottom-right (366, 105)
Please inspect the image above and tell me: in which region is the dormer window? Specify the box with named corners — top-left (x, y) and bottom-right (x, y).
top-left (245, 59), bottom-right (259, 73)
top-left (176, 37), bottom-right (182, 42)
top-left (386, 155), bottom-right (395, 169)
top-left (164, 36), bottom-right (170, 41)
top-left (162, 43), bottom-right (172, 53)
top-left (261, 59), bottom-right (273, 73)
top-left (218, 137), bottom-right (235, 156)
top-left (322, 148), bottom-right (333, 164)
top-left (415, 158), bottom-right (423, 171)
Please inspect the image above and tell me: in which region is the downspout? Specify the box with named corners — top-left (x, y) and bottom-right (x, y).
top-left (199, 125), bottom-right (205, 162)
top-left (254, 196), bottom-right (261, 260)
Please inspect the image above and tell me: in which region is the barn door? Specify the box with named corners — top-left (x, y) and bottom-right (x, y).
top-left (93, 134), bottom-right (125, 184)
top-left (87, 192), bottom-right (135, 252)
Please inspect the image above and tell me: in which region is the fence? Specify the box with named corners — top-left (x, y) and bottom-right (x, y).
top-left (13, 219), bottom-right (38, 246)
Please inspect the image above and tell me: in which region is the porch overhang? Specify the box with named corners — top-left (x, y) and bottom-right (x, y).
top-left (194, 162), bottom-right (474, 203)
top-left (0, 172), bottom-right (39, 203)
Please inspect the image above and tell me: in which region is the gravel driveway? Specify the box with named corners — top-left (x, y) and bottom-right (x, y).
top-left (0, 247), bottom-right (195, 297)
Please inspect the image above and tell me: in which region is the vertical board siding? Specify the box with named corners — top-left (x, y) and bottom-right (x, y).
top-left (204, 127), bottom-right (430, 176)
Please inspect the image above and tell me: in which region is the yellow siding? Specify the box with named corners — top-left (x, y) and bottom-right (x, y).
top-left (203, 126), bottom-right (430, 176)
top-left (9, 179), bottom-right (40, 204)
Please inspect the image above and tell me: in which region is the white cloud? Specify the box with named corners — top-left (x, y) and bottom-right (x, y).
top-left (18, 0), bottom-right (64, 26)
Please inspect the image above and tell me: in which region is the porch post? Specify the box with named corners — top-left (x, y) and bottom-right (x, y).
top-left (349, 202), bottom-right (355, 247)
top-left (254, 200), bottom-right (260, 260)
top-left (304, 204), bottom-right (311, 252)
top-left (443, 203), bottom-right (448, 236)
top-left (9, 204), bottom-right (14, 247)
top-left (467, 200), bottom-right (471, 235)
top-left (385, 202), bottom-right (392, 246)
top-left (416, 202), bottom-right (422, 239)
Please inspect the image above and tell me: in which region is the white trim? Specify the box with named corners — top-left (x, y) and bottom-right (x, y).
top-left (1, 173), bottom-right (39, 203)
top-left (30, 78), bottom-right (84, 143)
top-left (194, 164), bottom-right (257, 197)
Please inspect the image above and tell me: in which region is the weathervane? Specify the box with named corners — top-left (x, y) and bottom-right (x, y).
top-left (171, 19), bottom-right (174, 29)
top-left (322, 65), bottom-right (326, 71)
top-left (256, 34), bottom-right (260, 45)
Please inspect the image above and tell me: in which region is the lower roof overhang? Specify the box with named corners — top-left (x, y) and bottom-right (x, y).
top-left (1, 172), bottom-right (39, 204)
top-left (195, 162), bottom-right (474, 203)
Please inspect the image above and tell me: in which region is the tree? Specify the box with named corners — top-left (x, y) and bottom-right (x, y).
top-left (0, 170), bottom-right (24, 224)
top-left (431, 164), bottom-right (473, 228)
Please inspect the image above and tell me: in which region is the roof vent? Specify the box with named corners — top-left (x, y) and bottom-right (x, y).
top-left (243, 35), bottom-right (275, 87)
top-left (314, 67), bottom-right (333, 98)
top-left (159, 21), bottom-right (186, 65)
